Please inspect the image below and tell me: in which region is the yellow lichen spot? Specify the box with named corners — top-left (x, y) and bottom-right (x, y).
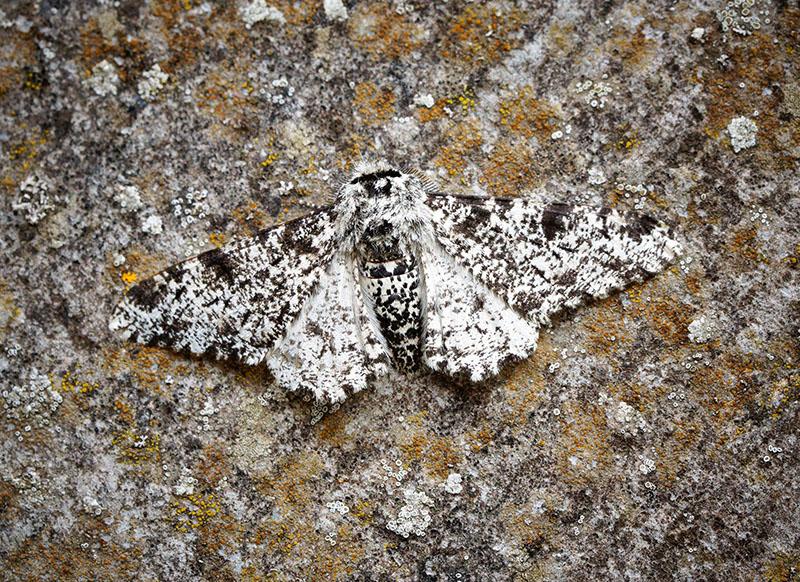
top-left (260, 152), bottom-right (279, 168)
top-left (351, 500), bottom-right (373, 524)
top-left (208, 232), bottom-right (227, 248)
top-left (171, 492), bottom-right (221, 533)
top-left (59, 369), bottom-right (100, 395)
top-left (120, 271), bottom-right (138, 285)
top-left (612, 125), bottom-right (641, 152)
top-left (353, 81), bottom-right (396, 127)
top-left (112, 429), bottom-right (161, 465)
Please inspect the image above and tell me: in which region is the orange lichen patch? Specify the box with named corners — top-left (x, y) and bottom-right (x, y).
top-left (315, 410), bottom-right (350, 445)
top-left (547, 22), bottom-right (577, 54)
top-left (259, 453), bottom-right (323, 510)
top-left (466, 424), bottom-right (495, 452)
top-left (608, 24), bottom-right (656, 70)
top-left (308, 525), bottom-right (366, 581)
top-left (103, 345), bottom-right (193, 393)
top-left (112, 428), bottom-right (162, 465)
top-left (555, 402), bottom-right (614, 486)
top-left (626, 282), bottom-right (691, 346)
top-left (763, 552), bottom-right (800, 582)
top-left (442, 4), bottom-right (525, 66)
top-left (606, 381), bottom-right (667, 410)
top-left (120, 271), bottom-right (138, 286)
top-left (0, 66), bottom-right (22, 100)
top-left (0, 480), bottom-right (17, 517)
top-left (684, 272), bottom-right (703, 295)
top-left (689, 353), bottom-right (765, 424)
top-left (197, 68), bottom-right (260, 131)
top-left (422, 436), bottom-right (462, 479)
top-left (199, 442), bottom-right (231, 488)
top-left (6, 539), bottom-right (143, 581)
top-left (163, 25), bottom-right (206, 72)
top-left (501, 502), bottom-right (556, 555)
top-left (433, 119), bottom-right (483, 178)
top-left (197, 511), bottom-right (243, 563)
top-left (498, 87), bottom-right (560, 141)
top-left (231, 199), bottom-right (273, 236)
top-left (0, 278), bottom-right (21, 338)
top-left (399, 432), bottom-right (426, 463)
top-left (697, 30), bottom-right (797, 167)
top-left (349, 2), bottom-right (424, 60)
top-left (480, 140), bottom-right (538, 197)
top-left (113, 398), bottom-right (135, 425)
top-left (759, 377), bottom-right (799, 420)
top-left (728, 226), bottom-right (770, 266)
top-left (151, 0), bottom-right (194, 31)
top-left (501, 350), bottom-right (548, 428)
top-left (79, 18), bottom-right (149, 75)
top-left (352, 81), bottom-right (396, 127)
top-left (399, 431), bottom-right (462, 479)
top-left (583, 299), bottom-right (631, 355)
top-left (172, 492), bottom-right (221, 533)
top-left (270, 0), bottom-right (321, 27)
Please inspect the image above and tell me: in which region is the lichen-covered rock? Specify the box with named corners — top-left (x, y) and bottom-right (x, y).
top-left (0, 1), bottom-right (798, 580)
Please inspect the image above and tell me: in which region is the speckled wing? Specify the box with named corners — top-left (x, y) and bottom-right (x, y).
top-left (109, 208), bottom-right (340, 366)
top-left (425, 194), bottom-right (681, 327)
top-left (422, 243), bottom-right (540, 381)
top-left (267, 254), bottom-right (391, 402)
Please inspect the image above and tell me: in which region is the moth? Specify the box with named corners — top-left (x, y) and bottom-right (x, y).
top-left (110, 161), bottom-right (681, 403)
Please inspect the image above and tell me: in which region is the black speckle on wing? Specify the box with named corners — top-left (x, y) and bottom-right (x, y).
top-left (541, 205), bottom-right (570, 240)
top-left (197, 248), bottom-right (238, 285)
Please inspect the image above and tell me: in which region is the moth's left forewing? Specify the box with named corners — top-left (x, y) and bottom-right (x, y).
top-left (109, 207), bottom-right (342, 365)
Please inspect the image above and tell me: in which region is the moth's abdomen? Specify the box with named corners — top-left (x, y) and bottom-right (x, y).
top-left (360, 256), bottom-right (423, 371)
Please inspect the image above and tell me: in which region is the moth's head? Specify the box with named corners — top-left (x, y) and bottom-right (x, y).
top-left (339, 160), bottom-right (408, 202)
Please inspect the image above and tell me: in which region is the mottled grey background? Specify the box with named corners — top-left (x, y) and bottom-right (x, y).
top-left (1, 0), bottom-right (798, 580)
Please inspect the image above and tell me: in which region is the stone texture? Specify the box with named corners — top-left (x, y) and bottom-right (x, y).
top-left (1, 0), bottom-right (798, 580)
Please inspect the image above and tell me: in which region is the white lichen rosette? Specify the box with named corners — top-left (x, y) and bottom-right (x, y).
top-left (387, 488), bottom-right (434, 538)
top-left (137, 64), bottom-right (169, 101)
top-left (727, 116), bottom-right (757, 153)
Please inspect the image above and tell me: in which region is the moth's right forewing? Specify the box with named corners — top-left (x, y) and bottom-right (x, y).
top-left (109, 207), bottom-right (341, 365)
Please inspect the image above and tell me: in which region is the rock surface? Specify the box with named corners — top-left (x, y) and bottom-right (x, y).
top-left (1, 1), bottom-right (798, 580)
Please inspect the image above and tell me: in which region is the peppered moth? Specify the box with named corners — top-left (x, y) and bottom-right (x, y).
top-left (110, 162), bottom-right (681, 402)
